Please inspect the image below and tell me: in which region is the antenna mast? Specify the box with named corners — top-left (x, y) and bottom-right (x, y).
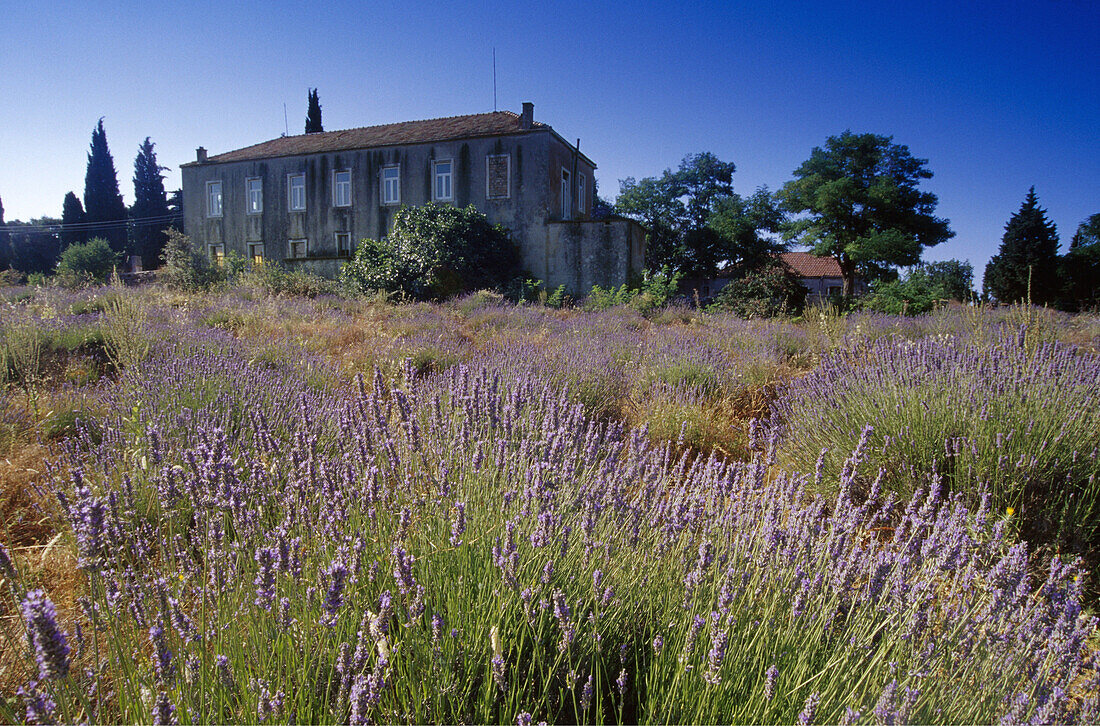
top-left (493, 48), bottom-right (497, 111)
top-left (283, 103), bottom-right (289, 136)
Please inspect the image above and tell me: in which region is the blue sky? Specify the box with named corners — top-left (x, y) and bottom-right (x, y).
top-left (1, 0), bottom-right (1097, 278)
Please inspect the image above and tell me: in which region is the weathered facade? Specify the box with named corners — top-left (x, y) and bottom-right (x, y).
top-left (180, 104), bottom-right (643, 290)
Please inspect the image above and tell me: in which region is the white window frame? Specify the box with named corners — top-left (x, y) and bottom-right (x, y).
top-left (382, 165), bottom-right (401, 205)
top-left (249, 242), bottom-right (265, 265)
top-left (486, 154), bottom-right (510, 200)
top-left (577, 173), bottom-right (586, 214)
top-left (433, 159), bottom-right (454, 202)
top-left (208, 243), bottom-right (225, 264)
top-left (560, 168), bottom-right (571, 219)
top-left (246, 177), bottom-right (263, 215)
top-left (288, 238), bottom-right (308, 259)
top-left (333, 170), bottom-right (351, 208)
top-left (206, 180), bottom-right (222, 218)
top-left (288, 173), bottom-right (306, 212)
top-left (335, 232), bottom-right (352, 256)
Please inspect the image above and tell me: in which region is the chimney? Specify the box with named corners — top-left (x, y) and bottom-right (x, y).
top-left (520, 102), bottom-right (533, 130)
top-left (196, 147), bottom-right (208, 163)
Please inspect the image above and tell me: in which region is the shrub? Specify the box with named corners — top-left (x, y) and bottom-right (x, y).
top-left (707, 265), bottom-right (806, 318)
top-left (55, 237), bottom-right (119, 283)
top-left (159, 229), bottom-right (221, 290)
top-left (239, 262), bottom-right (341, 298)
top-left (341, 203), bottom-right (521, 300)
top-left (581, 267), bottom-right (682, 314)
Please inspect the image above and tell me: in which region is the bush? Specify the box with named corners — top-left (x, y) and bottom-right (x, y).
top-left (341, 203), bottom-right (521, 300)
top-left (707, 264), bottom-right (806, 318)
top-left (861, 261), bottom-right (975, 315)
top-left (581, 267), bottom-right (682, 314)
top-left (55, 237), bottom-right (119, 283)
top-left (159, 229), bottom-right (221, 290)
top-left (239, 262), bottom-right (341, 298)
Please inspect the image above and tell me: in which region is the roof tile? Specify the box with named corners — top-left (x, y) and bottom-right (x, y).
top-left (780, 251), bottom-right (843, 278)
top-left (184, 111), bottom-right (548, 166)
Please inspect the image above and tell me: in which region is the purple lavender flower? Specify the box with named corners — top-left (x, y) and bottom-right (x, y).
top-left (517, 712), bottom-right (533, 726)
top-left (764, 664), bottom-right (778, 701)
top-left (0, 540), bottom-right (16, 579)
top-left (22, 590), bottom-right (70, 680)
top-left (254, 546), bottom-right (277, 612)
top-left (153, 691), bottom-right (178, 725)
top-left (149, 625), bottom-right (175, 683)
top-left (580, 673), bottom-right (594, 711)
top-left (215, 654), bottom-right (234, 690)
top-left (450, 502), bottom-right (466, 546)
top-left (653, 633), bottom-right (664, 654)
top-left (616, 667), bottom-right (628, 697)
top-left (17, 682), bottom-right (57, 725)
top-left (703, 625), bottom-right (729, 685)
top-left (392, 546), bottom-right (416, 596)
top-left (322, 559), bottom-right (349, 626)
top-left (798, 692), bottom-right (821, 726)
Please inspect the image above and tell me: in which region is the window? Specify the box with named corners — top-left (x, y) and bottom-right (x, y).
top-left (433, 159), bottom-right (453, 201)
top-left (382, 165), bottom-right (400, 205)
top-left (288, 173), bottom-right (306, 211)
top-left (208, 243), bottom-right (225, 265)
top-left (246, 178), bottom-right (263, 214)
top-left (333, 170), bottom-right (351, 207)
top-left (560, 169), bottom-right (571, 219)
top-left (577, 173), bottom-right (586, 214)
top-left (335, 232), bottom-right (352, 256)
top-left (206, 181), bottom-right (222, 218)
top-left (486, 154), bottom-right (510, 199)
top-left (289, 238), bottom-right (308, 259)
top-left (249, 242), bottom-right (265, 265)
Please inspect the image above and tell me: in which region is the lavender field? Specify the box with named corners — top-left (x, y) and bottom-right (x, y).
top-left (2, 283), bottom-right (1100, 724)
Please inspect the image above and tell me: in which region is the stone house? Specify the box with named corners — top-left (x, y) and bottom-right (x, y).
top-left (180, 103), bottom-right (644, 291)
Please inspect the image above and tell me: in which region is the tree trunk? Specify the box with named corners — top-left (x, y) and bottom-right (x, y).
top-left (838, 256), bottom-right (856, 297)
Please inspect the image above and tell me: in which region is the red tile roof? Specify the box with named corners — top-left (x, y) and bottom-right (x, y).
top-left (183, 111), bottom-right (551, 166)
top-left (780, 251), bottom-right (843, 278)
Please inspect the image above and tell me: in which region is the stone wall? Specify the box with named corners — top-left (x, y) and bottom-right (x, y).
top-left (544, 218), bottom-right (645, 292)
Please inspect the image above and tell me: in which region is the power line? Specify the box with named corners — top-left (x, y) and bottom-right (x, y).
top-left (2, 213), bottom-right (180, 234)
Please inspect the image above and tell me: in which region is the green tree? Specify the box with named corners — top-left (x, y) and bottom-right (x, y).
top-left (83, 119), bottom-right (128, 254)
top-left (3, 218), bottom-right (62, 275)
top-left (779, 131), bottom-right (953, 297)
top-left (862, 260), bottom-right (973, 315)
top-left (341, 203), bottom-right (520, 300)
top-left (707, 264), bottom-right (807, 318)
top-left (708, 186), bottom-right (789, 273)
top-left (982, 188), bottom-right (1060, 304)
top-left (305, 88), bottom-right (323, 133)
top-left (615, 152), bottom-right (736, 276)
top-left (167, 189), bottom-right (184, 231)
top-left (1059, 213), bottom-right (1100, 311)
top-left (61, 191), bottom-right (87, 248)
top-left (130, 137), bottom-right (170, 268)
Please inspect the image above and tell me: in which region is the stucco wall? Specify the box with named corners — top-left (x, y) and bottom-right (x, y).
top-left (545, 218), bottom-right (645, 292)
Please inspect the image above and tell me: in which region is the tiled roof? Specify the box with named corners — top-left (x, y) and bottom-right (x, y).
top-left (780, 251), bottom-right (844, 278)
top-left (183, 111), bottom-right (550, 166)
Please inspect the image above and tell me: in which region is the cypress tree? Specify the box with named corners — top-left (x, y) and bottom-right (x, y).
top-left (305, 88), bottom-right (323, 133)
top-left (61, 192), bottom-right (87, 248)
top-left (83, 118), bottom-right (129, 255)
top-left (982, 187), bottom-right (1060, 304)
top-left (131, 137), bottom-right (170, 268)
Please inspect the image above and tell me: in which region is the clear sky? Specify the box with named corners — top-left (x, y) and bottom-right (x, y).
top-left (1, 0), bottom-right (1097, 277)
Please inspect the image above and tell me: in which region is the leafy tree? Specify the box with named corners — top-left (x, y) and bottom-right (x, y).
top-left (616, 152), bottom-right (736, 276)
top-left (708, 187), bottom-right (789, 273)
top-left (159, 229), bottom-right (220, 290)
top-left (1059, 213), bottom-right (1100, 311)
top-left (56, 237), bottom-right (119, 283)
top-left (61, 191), bottom-right (87, 248)
top-left (779, 131), bottom-right (953, 297)
top-left (130, 137), bottom-right (171, 268)
top-left (982, 188), bottom-right (1060, 304)
top-left (305, 88), bottom-right (323, 133)
top-left (2, 218), bottom-right (62, 275)
top-left (341, 203), bottom-right (520, 300)
top-left (590, 178), bottom-right (614, 220)
top-left (83, 119), bottom-right (128, 254)
top-left (862, 260), bottom-right (974, 315)
top-left (924, 259), bottom-right (974, 302)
